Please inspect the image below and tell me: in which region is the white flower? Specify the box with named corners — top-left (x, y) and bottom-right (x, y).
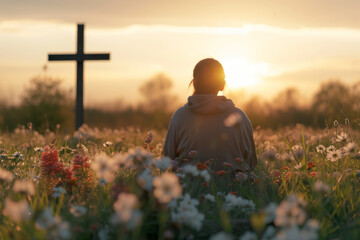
top-left (69, 205), bottom-right (87, 217)
top-left (13, 179), bottom-right (35, 196)
top-left (12, 152), bottom-right (23, 159)
top-left (314, 180), bottom-right (331, 194)
top-left (52, 187), bottom-right (66, 198)
top-left (170, 194), bottom-right (204, 231)
top-left (199, 170), bottom-right (211, 182)
top-left (49, 217), bottom-right (71, 239)
top-left (137, 168), bottom-right (153, 191)
top-left (326, 149), bottom-right (343, 162)
top-left (92, 153), bottom-right (117, 183)
top-left (153, 156), bottom-right (172, 171)
top-left (125, 147), bottom-right (152, 167)
top-left (235, 172), bottom-right (248, 182)
top-left (2, 198), bottom-right (31, 222)
top-left (336, 132), bottom-right (348, 142)
top-left (239, 231), bottom-right (257, 240)
top-left (223, 194), bottom-right (255, 213)
top-left (274, 194), bottom-right (307, 228)
top-left (113, 193), bottom-right (138, 222)
top-left (316, 145), bottom-right (326, 153)
top-left (36, 207), bottom-right (55, 229)
top-left (209, 232), bottom-right (233, 240)
top-left (111, 193), bottom-right (142, 230)
top-left (153, 173), bottom-right (182, 203)
top-left (265, 202), bottom-right (277, 224)
top-left (34, 147), bottom-right (44, 152)
top-left (326, 145), bottom-right (336, 153)
top-left (0, 167), bottom-right (13, 183)
top-left (224, 112), bottom-right (242, 127)
top-left (98, 225), bottom-right (109, 240)
top-left (203, 193), bottom-right (215, 202)
top-left (343, 142), bottom-right (356, 155)
top-left (103, 141), bottom-right (113, 147)
top-left (183, 165), bottom-right (199, 176)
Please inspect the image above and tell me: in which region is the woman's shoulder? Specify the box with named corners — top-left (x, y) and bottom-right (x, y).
top-left (230, 107), bottom-right (252, 126)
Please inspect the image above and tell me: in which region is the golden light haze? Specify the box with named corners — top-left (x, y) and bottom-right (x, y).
top-left (1, 1), bottom-right (360, 107)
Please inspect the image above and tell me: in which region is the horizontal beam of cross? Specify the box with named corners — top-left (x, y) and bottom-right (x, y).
top-left (48, 53), bottom-right (110, 61)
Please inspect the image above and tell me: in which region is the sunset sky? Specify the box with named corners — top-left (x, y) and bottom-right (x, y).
top-left (1, 0), bottom-right (360, 106)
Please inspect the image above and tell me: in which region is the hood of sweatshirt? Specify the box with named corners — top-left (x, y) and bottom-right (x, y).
top-left (185, 94), bottom-right (235, 115)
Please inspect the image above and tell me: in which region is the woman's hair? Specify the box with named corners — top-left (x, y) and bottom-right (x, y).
top-left (189, 58), bottom-right (226, 95)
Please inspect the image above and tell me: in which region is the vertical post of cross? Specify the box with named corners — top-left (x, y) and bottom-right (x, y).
top-left (76, 24), bottom-right (84, 130)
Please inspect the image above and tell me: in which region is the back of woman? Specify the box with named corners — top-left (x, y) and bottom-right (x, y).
top-left (163, 58), bottom-right (257, 171)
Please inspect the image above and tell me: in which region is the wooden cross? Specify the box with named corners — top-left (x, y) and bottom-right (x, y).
top-left (48, 23), bottom-right (110, 130)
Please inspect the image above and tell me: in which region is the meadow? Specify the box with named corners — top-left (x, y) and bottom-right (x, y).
top-left (0, 118), bottom-right (360, 240)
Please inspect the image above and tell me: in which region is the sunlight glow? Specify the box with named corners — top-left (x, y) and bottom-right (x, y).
top-left (219, 55), bottom-right (269, 89)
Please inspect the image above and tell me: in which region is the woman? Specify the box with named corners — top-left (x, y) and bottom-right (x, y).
top-left (163, 58), bottom-right (257, 171)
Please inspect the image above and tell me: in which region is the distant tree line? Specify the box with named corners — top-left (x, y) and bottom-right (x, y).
top-left (0, 73), bottom-right (359, 132)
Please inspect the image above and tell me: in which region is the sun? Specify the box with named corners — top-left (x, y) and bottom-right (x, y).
top-left (219, 55), bottom-right (269, 89)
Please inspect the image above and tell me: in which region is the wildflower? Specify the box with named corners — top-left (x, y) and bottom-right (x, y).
top-left (274, 194), bottom-right (307, 228)
top-left (224, 112), bottom-right (242, 127)
top-left (209, 232), bottom-right (233, 240)
top-left (294, 162), bottom-right (303, 170)
top-left (265, 202), bottom-right (277, 224)
top-left (153, 156), bottom-right (172, 171)
top-left (316, 145), bottom-right (326, 153)
top-left (12, 151), bottom-right (24, 159)
top-left (98, 225), bottom-right (109, 240)
top-left (125, 147), bottom-right (152, 167)
top-left (336, 132), bottom-right (348, 142)
top-left (326, 149), bottom-right (342, 162)
top-left (34, 147), bottom-right (44, 152)
top-left (37, 209), bottom-right (71, 239)
top-left (52, 187), bottom-right (66, 198)
top-left (111, 193), bottom-right (142, 230)
top-left (188, 150), bottom-right (198, 157)
top-left (314, 180), bottom-right (331, 194)
top-left (69, 205), bottom-right (87, 217)
top-left (343, 142), bottom-right (356, 155)
top-left (215, 170), bottom-right (227, 176)
top-left (13, 179), bottom-right (35, 196)
top-left (239, 231), bottom-right (257, 240)
top-left (40, 145), bottom-right (64, 188)
top-left (223, 162), bottom-right (233, 167)
top-left (326, 145), bottom-right (336, 153)
top-left (202, 193), bottom-right (215, 202)
top-left (262, 149), bottom-right (278, 161)
top-left (0, 167), bottom-right (13, 183)
top-left (91, 153), bottom-right (116, 183)
top-left (196, 162), bottom-right (207, 170)
top-left (153, 173), bottom-right (182, 203)
top-left (103, 141), bottom-right (113, 147)
top-left (310, 172), bottom-right (318, 177)
top-left (270, 169), bottom-right (281, 178)
top-left (183, 165), bottom-right (199, 176)
top-left (199, 170), bottom-right (211, 182)
top-left (2, 198), bottom-right (31, 222)
top-left (223, 193), bottom-right (255, 213)
top-left (170, 194), bottom-right (205, 231)
top-left (307, 162), bottom-right (316, 170)
top-left (144, 131), bottom-right (153, 144)
top-left (137, 168), bottom-right (153, 191)
top-left (36, 207), bottom-right (55, 229)
top-left (235, 172), bottom-right (248, 182)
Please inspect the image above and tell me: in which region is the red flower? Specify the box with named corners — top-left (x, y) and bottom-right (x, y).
top-left (229, 191), bottom-right (238, 196)
top-left (234, 158), bottom-right (242, 163)
top-left (281, 167), bottom-right (290, 170)
top-left (196, 162), bottom-right (208, 170)
top-left (223, 162), bottom-right (233, 168)
top-left (215, 170), bottom-right (227, 176)
top-left (307, 162), bottom-right (316, 170)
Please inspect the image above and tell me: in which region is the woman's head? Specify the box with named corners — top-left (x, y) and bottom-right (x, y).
top-left (189, 58), bottom-right (226, 95)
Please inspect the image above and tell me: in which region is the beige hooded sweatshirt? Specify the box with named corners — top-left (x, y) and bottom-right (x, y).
top-left (163, 94), bottom-right (257, 170)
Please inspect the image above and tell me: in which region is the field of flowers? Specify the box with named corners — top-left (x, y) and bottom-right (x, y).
top-left (1, 119), bottom-right (360, 240)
